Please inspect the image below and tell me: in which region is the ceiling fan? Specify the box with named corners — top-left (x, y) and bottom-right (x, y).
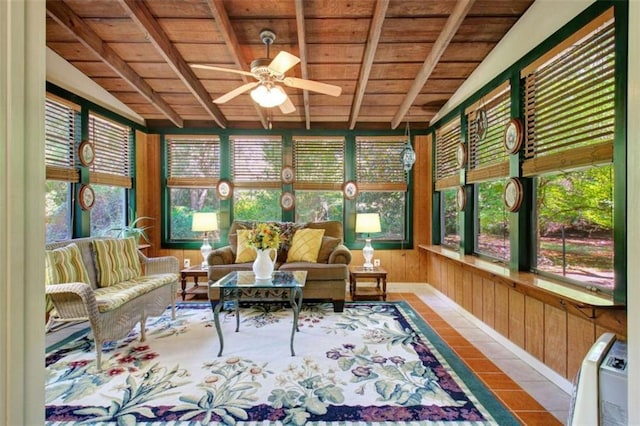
top-left (192, 29), bottom-right (342, 114)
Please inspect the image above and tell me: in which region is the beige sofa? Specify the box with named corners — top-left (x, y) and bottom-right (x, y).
top-left (45, 237), bottom-right (179, 369)
top-left (207, 221), bottom-right (351, 312)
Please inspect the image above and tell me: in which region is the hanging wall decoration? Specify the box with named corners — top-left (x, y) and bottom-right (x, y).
top-left (400, 121), bottom-right (416, 173)
top-left (503, 177), bottom-right (524, 212)
top-left (503, 118), bottom-right (523, 154)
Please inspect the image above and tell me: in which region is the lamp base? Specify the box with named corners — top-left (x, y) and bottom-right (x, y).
top-left (362, 238), bottom-right (374, 271)
top-left (200, 235), bottom-right (212, 270)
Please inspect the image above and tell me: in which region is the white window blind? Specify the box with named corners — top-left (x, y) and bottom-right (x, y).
top-left (293, 137), bottom-right (345, 190)
top-left (356, 136), bottom-right (407, 191)
top-left (231, 136), bottom-right (282, 188)
top-left (167, 136), bottom-right (220, 187)
top-left (435, 117), bottom-right (461, 190)
top-left (522, 10), bottom-right (615, 176)
top-left (89, 113), bottom-right (133, 188)
top-left (45, 97), bottom-right (79, 182)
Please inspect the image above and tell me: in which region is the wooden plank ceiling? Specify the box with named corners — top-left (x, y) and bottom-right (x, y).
top-left (46, 0), bottom-right (534, 130)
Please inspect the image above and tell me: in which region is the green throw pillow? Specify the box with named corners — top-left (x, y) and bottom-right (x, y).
top-left (93, 237), bottom-right (142, 288)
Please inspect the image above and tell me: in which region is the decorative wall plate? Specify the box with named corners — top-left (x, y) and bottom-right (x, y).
top-left (280, 191), bottom-right (295, 210)
top-left (78, 141), bottom-right (95, 167)
top-left (216, 180), bottom-right (233, 200)
top-left (79, 184), bottom-right (95, 210)
top-left (281, 166), bottom-right (295, 183)
top-left (343, 181), bottom-right (358, 200)
top-left (455, 143), bottom-right (467, 169)
top-left (456, 186), bottom-right (466, 211)
top-left (503, 118), bottom-right (523, 154)
top-left (503, 177), bottom-right (524, 212)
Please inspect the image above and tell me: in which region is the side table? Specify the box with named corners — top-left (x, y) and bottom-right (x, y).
top-left (349, 266), bottom-right (388, 301)
top-left (180, 266), bottom-right (209, 300)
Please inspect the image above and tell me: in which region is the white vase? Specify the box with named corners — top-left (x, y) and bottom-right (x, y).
top-left (252, 248), bottom-right (277, 280)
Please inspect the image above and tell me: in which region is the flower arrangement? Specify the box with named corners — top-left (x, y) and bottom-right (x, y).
top-left (246, 223), bottom-right (281, 251)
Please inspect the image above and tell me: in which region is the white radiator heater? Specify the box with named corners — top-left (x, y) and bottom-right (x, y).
top-left (567, 332), bottom-right (628, 426)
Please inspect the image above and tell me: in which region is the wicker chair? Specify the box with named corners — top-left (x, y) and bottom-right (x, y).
top-left (45, 237), bottom-right (178, 370)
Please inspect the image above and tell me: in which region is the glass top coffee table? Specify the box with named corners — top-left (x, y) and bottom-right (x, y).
top-left (209, 270), bottom-right (307, 357)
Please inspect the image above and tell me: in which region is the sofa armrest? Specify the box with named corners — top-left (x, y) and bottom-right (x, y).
top-left (328, 244), bottom-right (351, 265)
top-left (139, 253), bottom-right (179, 276)
top-left (208, 246), bottom-right (235, 266)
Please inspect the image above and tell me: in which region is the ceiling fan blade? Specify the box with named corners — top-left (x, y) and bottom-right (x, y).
top-left (191, 64), bottom-right (255, 78)
top-left (213, 82), bottom-right (259, 104)
top-left (283, 77), bottom-right (342, 97)
top-left (268, 51), bottom-right (301, 75)
top-left (279, 95), bottom-right (296, 114)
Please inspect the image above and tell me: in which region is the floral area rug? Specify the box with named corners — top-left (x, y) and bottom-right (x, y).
top-left (45, 302), bottom-right (519, 425)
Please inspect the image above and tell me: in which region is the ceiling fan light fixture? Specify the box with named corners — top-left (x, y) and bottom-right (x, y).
top-left (250, 84), bottom-right (287, 108)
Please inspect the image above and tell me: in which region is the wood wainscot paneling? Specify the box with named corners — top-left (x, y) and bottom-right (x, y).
top-left (420, 245), bottom-right (626, 380)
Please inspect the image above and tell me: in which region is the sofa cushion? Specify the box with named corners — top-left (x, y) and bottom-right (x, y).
top-left (305, 220), bottom-right (343, 242)
top-left (317, 236), bottom-right (340, 263)
top-left (93, 273), bottom-right (176, 313)
top-left (93, 237), bottom-right (142, 288)
top-left (45, 243), bottom-right (91, 286)
top-left (235, 229), bottom-right (257, 263)
top-left (228, 221), bottom-right (254, 256)
top-left (287, 228), bottom-right (325, 263)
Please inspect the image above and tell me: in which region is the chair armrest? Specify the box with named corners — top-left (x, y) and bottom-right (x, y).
top-left (45, 282), bottom-right (100, 323)
top-left (328, 244), bottom-right (352, 265)
top-left (208, 246), bottom-right (235, 266)
top-left (139, 253), bottom-right (179, 276)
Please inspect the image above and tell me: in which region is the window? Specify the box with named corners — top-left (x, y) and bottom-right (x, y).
top-left (441, 188), bottom-right (460, 250)
top-left (231, 136), bottom-right (282, 222)
top-left (466, 83), bottom-right (511, 261)
top-left (44, 96), bottom-right (79, 242)
top-left (522, 9), bottom-right (615, 291)
top-left (293, 137), bottom-right (344, 223)
top-left (166, 136), bottom-right (221, 240)
top-left (435, 117), bottom-right (462, 248)
top-left (535, 166), bottom-right (613, 289)
top-left (88, 113), bottom-right (132, 236)
top-left (355, 137), bottom-right (408, 240)
top-left (475, 179), bottom-right (510, 261)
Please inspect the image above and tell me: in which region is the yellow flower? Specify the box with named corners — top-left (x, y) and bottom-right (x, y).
top-left (246, 223), bottom-right (281, 250)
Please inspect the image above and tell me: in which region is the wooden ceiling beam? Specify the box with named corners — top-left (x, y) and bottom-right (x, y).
top-left (46, 0), bottom-right (184, 128)
top-left (348, 0), bottom-right (389, 130)
top-left (204, 0), bottom-right (268, 129)
top-left (294, 0), bottom-right (311, 130)
top-left (391, 0), bottom-right (477, 129)
top-left (119, 0), bottom-right (227, 128)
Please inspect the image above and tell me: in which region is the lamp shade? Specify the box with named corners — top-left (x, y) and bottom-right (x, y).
top-left (250, 84), bottom-right (287, 108)
top-left (355, 213), bottom-right (381, 234)
top-left (192, 212), bottom-right (218, 232)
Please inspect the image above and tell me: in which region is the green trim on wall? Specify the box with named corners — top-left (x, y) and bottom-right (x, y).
top-left (429, 0), bottom-right (627, 301)
top-left (161, 129), bottom-right (416, 251)
top-left (613, 0), bottom-right (628, 304)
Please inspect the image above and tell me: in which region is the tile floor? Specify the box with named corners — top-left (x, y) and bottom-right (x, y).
top-left (46, 282), bottom-right (573, 425)
top-left (387, 282), bottom-right (572, 425)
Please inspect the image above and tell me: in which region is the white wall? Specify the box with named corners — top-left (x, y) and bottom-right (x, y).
top-left (0, 0), bottom-right (46, 424)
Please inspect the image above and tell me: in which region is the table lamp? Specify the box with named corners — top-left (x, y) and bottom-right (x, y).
top-left (356, 213), bottom-right (381, 270)
top-left (192, 212), bottom-right (218, 269)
